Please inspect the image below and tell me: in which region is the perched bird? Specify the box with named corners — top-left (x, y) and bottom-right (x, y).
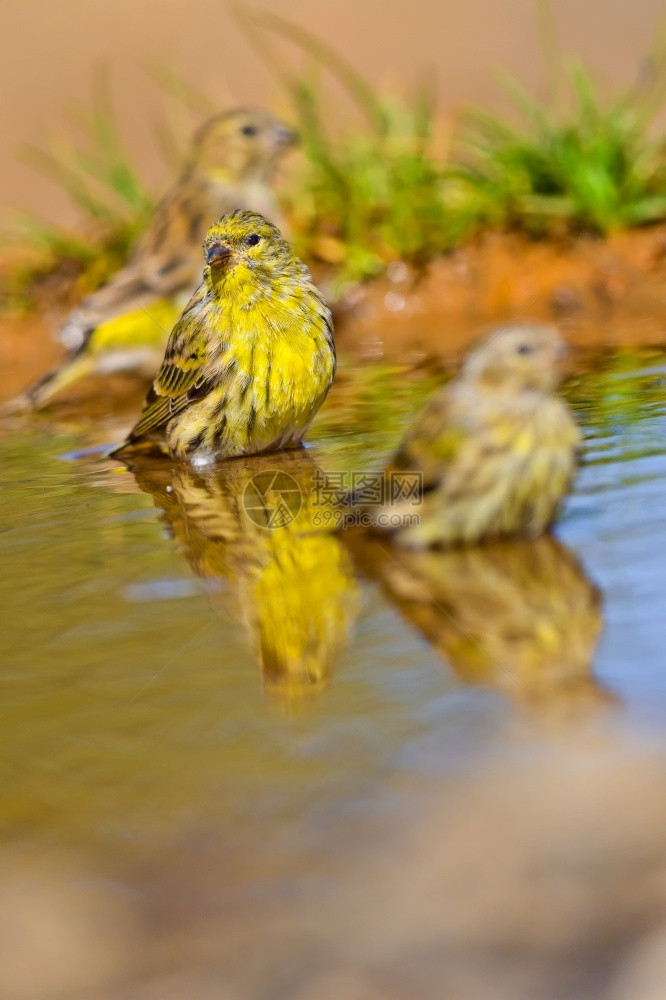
top-left (369, 323), bottom-right (580, 547)
top-left (112, 210), bottom-right (335, 465)
top-left (22, 108), bottom-right (297, 409)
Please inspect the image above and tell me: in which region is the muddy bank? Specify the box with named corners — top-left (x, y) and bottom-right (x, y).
top-left (334, 225), bottom-right (666, 362)
top-left (0, 316), bottom-right (63, 403)
top-left (5, 225), bottom-right (666, 409)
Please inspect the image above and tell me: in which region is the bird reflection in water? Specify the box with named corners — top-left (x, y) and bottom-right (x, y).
top-left (127, 450), bottom-right (358, 706)
top-left (346, 531), bottom-right (611, 713)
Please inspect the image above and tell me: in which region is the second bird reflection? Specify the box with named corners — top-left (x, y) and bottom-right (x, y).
top-left (346, 532), bottom-right (611, 713)
top-left (130, 451), bottom-right (358, 707)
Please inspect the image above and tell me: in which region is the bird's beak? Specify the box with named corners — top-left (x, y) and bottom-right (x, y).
top-left (556, 341), bottom-right (571, 365)
top-left (205, 242), bottom-right (233, 269)
top-left (275, 124), bottom-right (299, 148)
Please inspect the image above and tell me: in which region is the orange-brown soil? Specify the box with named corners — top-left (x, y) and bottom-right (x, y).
top-left (4, 225), bottom-right (666, 407)
top-left (334, 226), bottom-right (666, 362)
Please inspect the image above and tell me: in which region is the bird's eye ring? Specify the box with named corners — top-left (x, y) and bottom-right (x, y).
top-left (241, 124), bottom-right (258, 137)
top-left (516, 343), bottom-right (533, 355)
top-left (245, 233), bottom-right (261, 247)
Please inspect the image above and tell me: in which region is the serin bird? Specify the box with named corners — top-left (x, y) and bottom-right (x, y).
top-left (368, 323), bottom-right (580, 548)
top-left (21, 108), bottom-right (297, 410)
top-left (112, 210), bottom-right (335, 465)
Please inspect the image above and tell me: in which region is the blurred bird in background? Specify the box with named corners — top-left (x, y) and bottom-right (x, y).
top-left (20, 108), bottom-right (297, 409)
top-left (368, 323), bottom-right (580, 548)
top-left (130, 450), bottom-right (358, 706)
top-left (347, 532), bottom-right (610, 713)
top-left (112, 211), bottom-right (335, 465)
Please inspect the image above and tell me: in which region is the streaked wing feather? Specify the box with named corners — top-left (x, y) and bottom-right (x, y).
top-left (127, 390), bottom-right (187, 441)
top-left (125, 285), bottom-right (219, 442)
top-left (131, 174), bottom-right (211, 294)
top-left (390, 393), bottom-right (467, 490)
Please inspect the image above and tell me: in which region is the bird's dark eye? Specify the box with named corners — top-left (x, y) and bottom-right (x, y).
top-left (246, 233), bottom-right (261, 247)
top-left (516, 343), bottom-right (533, 355)
top-left (241, 124), bottom-right (258, 137)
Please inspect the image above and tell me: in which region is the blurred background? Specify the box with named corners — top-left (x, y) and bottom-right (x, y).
top-left (2, 0), bottom-right (665, 222)
top-left (4, 4), bottom-right (666, 1000)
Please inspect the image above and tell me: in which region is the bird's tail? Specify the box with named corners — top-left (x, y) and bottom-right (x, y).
top-left (9, 354), bottom-right (97, 412)
top-left (107, 438), bottom-right (131, 459)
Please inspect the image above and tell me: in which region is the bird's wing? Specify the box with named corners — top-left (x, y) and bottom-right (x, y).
top-left (59, 267), bottom-right (180, 351)
top-left (389, 390), bottom-right (470, 490)
top-left (130, 174), bottom-right (212, 289)
top-left (125, 285), bottom-right (221, 442)
top-left (59, 175), bottom-right (212, 349)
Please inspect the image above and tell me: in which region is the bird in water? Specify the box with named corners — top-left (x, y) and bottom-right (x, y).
top-left (19, 108), bottom-right (297, 410)
top-left (112, 210), bottom-right (335, 465)
top-left (367, 323), bottom-right (580, 548)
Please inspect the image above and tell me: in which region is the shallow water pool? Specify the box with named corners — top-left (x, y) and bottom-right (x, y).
top-left (2, 348), bottom-right (666, 1000)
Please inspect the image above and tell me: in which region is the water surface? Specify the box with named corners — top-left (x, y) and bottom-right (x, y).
top-left (2, 349), bottom-right (666, 999)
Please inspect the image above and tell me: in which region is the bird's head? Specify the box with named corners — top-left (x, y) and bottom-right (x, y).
top-left (203, 210), bottom-right (297, 290)
top-left (191, 108), bottom-right (298, 183)
top-left (462, 324), bottom-right (569, 394)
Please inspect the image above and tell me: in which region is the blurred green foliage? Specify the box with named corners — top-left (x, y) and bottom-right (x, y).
top-left (1, 70), bottom-right (155, 312)
top-left (5, 11), bottom-right (666, 309)
top-left (452, 62), bottom-right (666, 236)
top-left (285, 83), bottom-right (475, 286)
top-left (232, 6), bottom-right (479, 285)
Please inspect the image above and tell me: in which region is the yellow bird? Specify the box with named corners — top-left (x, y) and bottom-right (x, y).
top-left (22, 108), bottom-right (297, 409)
top-left (369, 323), bottom-right (581, 547)
top-left (112, 211), bottom-right (335, 465)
